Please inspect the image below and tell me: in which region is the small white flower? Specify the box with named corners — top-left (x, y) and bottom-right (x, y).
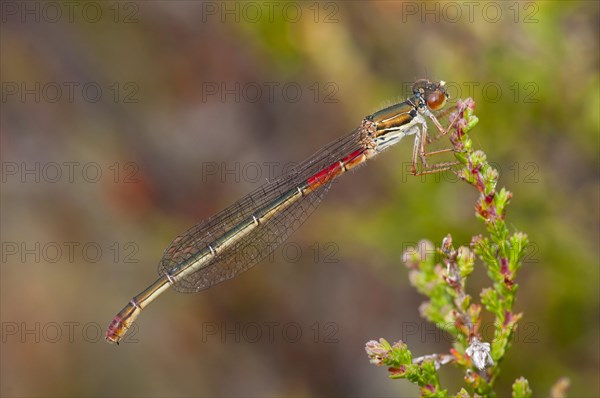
top-left (466, 337), bottom-right (494, 370)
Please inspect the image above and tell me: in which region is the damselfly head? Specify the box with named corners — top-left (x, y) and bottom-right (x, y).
top-left (412, 79), bottom-right (448, 111)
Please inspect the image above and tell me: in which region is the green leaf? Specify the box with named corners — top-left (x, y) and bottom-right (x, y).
top-left (508, 232), bottom-right (529, 273)
top-left (481, 288), bottom-right (502, 317)
top-left (457, 246), bottom-right (475, 278)
top-left (464, 114), bottom-right (479, 132)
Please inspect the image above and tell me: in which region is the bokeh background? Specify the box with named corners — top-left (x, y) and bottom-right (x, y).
top-left (1, 1), bottom-right (598, 397)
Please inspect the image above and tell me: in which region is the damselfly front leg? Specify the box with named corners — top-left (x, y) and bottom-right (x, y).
top-left (424, 105), bottom-right (461, 142)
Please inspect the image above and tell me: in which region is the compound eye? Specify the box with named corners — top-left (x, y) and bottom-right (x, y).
top-left (426, 90), bottom-right (447, 111)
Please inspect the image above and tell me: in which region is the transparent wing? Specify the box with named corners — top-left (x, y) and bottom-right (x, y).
top-left (157, 127), bottom-right (365, 293)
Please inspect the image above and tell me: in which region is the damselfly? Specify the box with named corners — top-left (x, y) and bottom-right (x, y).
top-left (106, 79), bottom-right (456, 344)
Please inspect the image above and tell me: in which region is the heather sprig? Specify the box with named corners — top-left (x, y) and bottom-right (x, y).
top-left (365, 99), bottom-right (549, 397)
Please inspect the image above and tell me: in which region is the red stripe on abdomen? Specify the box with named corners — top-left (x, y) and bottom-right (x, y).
top-left (306, 149), bottom-right (366, 190)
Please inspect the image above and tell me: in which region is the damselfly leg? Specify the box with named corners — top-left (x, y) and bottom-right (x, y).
top-left (411, 104), bottom-right (462, 176)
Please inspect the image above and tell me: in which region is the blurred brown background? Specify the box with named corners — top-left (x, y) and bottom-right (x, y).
top-left (1, 1), bottom-right (598, 397)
